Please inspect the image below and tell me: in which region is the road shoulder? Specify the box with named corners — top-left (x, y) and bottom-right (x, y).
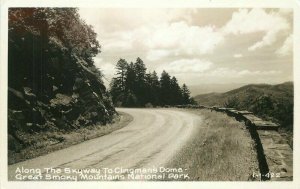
top-left (8, 112), bottom-right (133, 165)
top-left (165, 108), bottom-right (259, 181)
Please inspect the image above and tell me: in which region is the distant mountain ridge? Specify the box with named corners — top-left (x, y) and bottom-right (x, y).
top-left (194, 82), bottom-right (293, 130)
top-left (188, 83), bottom-right (248, 96)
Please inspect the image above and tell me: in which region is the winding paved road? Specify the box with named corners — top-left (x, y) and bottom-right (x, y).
top-left (8, 108), bottom-right (203, 181)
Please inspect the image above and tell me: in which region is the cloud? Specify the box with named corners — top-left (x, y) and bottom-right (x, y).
top-left (208, 68), bottom-right (281, 78)
top-left (223, 9), bottom-right (291, 51)
top-left (233, 54), bottom-right (243, 58)
top-left (146, 49), bottom-right (172, 61)
top-left (103, 40), bottom-right (133, 51)
top-left (146, 22), bottom-right (224, 56)
top-left (79, 8), bottom-right (293, 86)
top-left (100, 20), bottom-right (225, 60)
top-left (93, 57), bottom-right (116, 77)
top-left (248, 30), bottom-right (280, 51)
top-left (157, 59), bottom-right (213, 74)
top-left (276, 34), bottom-right (293, 57)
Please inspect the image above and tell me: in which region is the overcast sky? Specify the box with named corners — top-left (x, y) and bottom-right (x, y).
top-left (78, 8), bottom-right (293, 87)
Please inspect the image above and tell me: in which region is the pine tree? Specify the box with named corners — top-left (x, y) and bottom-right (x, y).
top-left (159, 70), bottom-right (171, 105)
top-left (144, 72), bottom-right (153, 105)
top-left (150, 71), bottom-right (160, 106)
top-left (133, 57), bottom-right (147, 106)
top-left (109, 59), bottom-right (129, 106)
top-left (125, 62), bottom-right (136, 93)
top-left (124, 62), bottom-right (138, 106)
top-left (144, 71), bottom-right (161, 106)
top-left (181, 84), bottom-right (191, 105)
top-left (109, 78), bottom-right (123, 105)
top-left (109, 58), bottom-right (194, 107)
top-left (115, 59), bottom-right (128, 92)
top-left (170, 76), bottom-right (182, 105)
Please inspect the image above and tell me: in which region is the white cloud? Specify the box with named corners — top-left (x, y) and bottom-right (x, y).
top-left (99, 63), bottom-right (116, 77)
top-left (146, 22), bottom-right (224, 56)
top-left (79, 8), bottom-right (292, 86)
top-left (101, 21), bottom-right (224, 60)
top-left (208, 68), bottom-right (281, 78)
top-left (248, 30), bottom-right (280, 51)
top-left (223, 9), bottom-right (291, 51)
top-left (157, 59), bottom-right (213, 74)
top-left (233, 54), bottom-right (243, 58)
top-left (146, 49), bottom-right (172, 61)
top-left (276, 34), bottom-right (293, 57)
top-left (103, 40), bottom-right (133, 51)
top-left (100, 21), bottom-right (224, 58)
top-left (93, 57), bottom-right (116, 77)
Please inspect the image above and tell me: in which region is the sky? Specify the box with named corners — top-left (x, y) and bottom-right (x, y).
top-left (78, 8), bottom-right (293, 89)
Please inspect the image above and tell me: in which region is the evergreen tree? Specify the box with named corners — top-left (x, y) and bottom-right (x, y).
top-left (170, 76), bottom-right (182, 105)
top-left (144, 72), bottom-right (153, 105)
top-left (125, 62), bottom-right (136, 93)
top-left (133, 57), bottom-right (147, 106)
top-left (159, 70), bottom-right (172, 105)
top-left (124, 62), bottom-right (138, 107)
top-left (109, 58), bottom-right (194, 107)
top-left (150, 71), bottom-right (160, 106)
top-left (115, 59), bottom-right (128, 92)
top-left (109, 59), bottom-right (129, 105)
top-left (181, 84), bottom-right (192, 105)
top-left (144, 71), bottom-right (160, 106)
top-left (109, 78), bottom-right (123, 106)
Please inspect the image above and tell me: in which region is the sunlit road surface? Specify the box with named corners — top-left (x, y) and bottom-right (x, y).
top-left (8, 108), bottom-right (203, 181)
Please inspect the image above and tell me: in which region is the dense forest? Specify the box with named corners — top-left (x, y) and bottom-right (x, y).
top-left (8, 8), bottom-right (115, 156)
top-left (109, 58), bottom-right (195, 107)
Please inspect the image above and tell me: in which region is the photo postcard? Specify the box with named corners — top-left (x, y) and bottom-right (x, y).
top-left (0, 0), bottom-right (299, 188)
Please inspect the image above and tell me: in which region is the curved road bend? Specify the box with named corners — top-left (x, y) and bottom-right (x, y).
top-left (8, 108), bottom-right (203, 180)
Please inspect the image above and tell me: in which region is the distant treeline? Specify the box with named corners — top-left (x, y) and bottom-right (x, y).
top-left (109, 58), bottom-right (195, 107)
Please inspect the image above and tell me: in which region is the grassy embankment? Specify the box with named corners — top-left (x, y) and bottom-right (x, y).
top-left (8, 112), bottom-right (133, 165)
top-left (167, 108), bottom-right (259, 181)
top-left (194, 82), bottom-right (294, 148)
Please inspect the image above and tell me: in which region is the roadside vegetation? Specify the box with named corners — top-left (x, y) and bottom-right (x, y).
top-left (167, 108), bottom-right (259, 181)
top-left (8, 8), bottom-right (116, 163)
top-left (8, 112), bottom-right (133, 165)
top-left (194, 82), bottom-right (294, 148)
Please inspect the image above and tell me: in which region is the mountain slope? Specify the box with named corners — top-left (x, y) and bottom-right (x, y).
top-left (194, 82), bottom-right (294, 130)
top-left (8, 8), bottom-right (116, 157)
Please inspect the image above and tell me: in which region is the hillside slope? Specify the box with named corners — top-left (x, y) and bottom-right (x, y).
top-left (8, 8), bottom-right (116, 155)
top-left (194, 82), bottom-right (293, 130)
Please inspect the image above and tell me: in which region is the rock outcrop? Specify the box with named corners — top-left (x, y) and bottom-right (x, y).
top-left (8, 8), bottom-right (116, 154)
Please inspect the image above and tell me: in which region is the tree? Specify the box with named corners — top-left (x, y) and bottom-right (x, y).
top-left (115, 59), bottom-right (128, 92)
top-left (181, 84), bottom-right (192, 105)
top-left (8, 8), bottom-right (102, 96)
top-left (8, 8), bottom-right (117, 136)
top-left (223, 95), bottom-right (239, 108)
top-left (109, 78), bottom-right (123, 105)
top-left (144, 71), bottom-right (160, 106)
top-left (170, 77), bottom-right (182, 105)
top-left (159, 70), bottom-right (172, 105)
top-left (125, 62), bottom-right (136, 93)
top-left (110, 59), bottom-right (131, 106)
top-left (109, 58), bottom-right (194, 107)
top-left (133, 57), bottom-right (147, 105)
top-left (252, 95), bottom-right (274, 118)
top-left (150, 71), bottom-right (161, 106)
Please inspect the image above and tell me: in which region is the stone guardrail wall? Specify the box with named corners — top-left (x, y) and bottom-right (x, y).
top-left (170, 104), bottom-right (293, 181)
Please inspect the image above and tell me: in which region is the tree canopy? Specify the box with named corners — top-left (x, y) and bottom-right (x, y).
top-left (8, 8), bottom-right (103, 94)
top-left (109, 57), bottom-right (195, 107)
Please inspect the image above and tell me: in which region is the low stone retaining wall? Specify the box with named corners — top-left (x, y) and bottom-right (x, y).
top-left (172, 104), bottom-right (293, 181)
